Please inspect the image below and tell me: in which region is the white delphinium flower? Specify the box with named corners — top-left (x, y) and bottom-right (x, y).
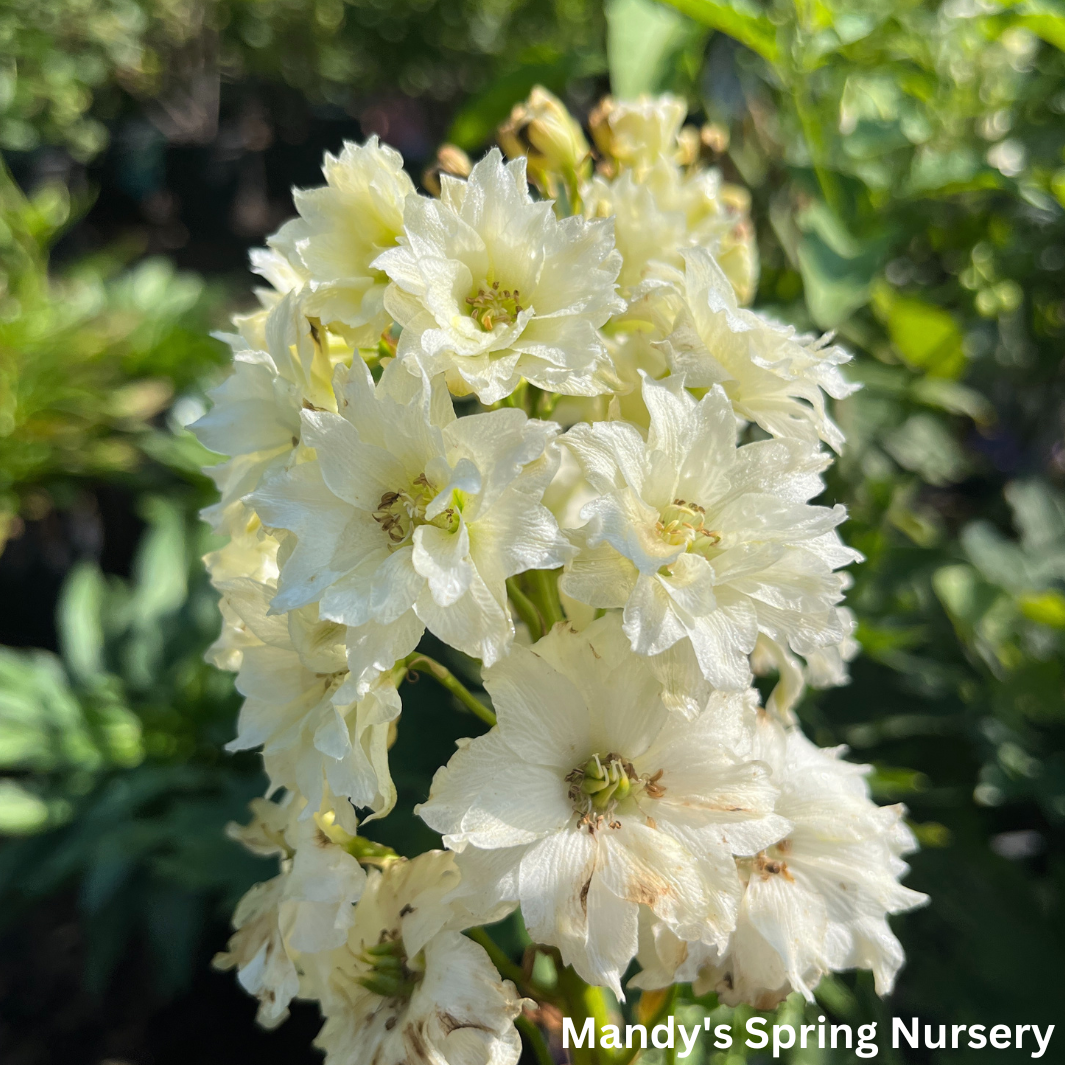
top-left (265, 137), bottom-right (415, 342)
top-left (214, 795), bottom-right (368, 1027)
top-left (202, 505), bottom-right (281, 672)
top-left (659, 248), bottom-right (858, 452)
top-left (220, 575), bottom-right (398, 822)
top-left (632, 717), bottom-right (927, 1008)
top-left (588, 94), bottom-right (690, 174)
top-left (192, 292), bottom-right (339, 520)
top-left (376, 149), bottom-right (624, 403)
top-left (584, 164), bottom-right (757, 304)
top-left (416, 616), bottom-right (788, 997)
top-left (309, 851), bottom-right (527, 1065)
top-left (249, 358), bottom-right (572, 687)
top-left (751, 606), bottom-right (860, 720)
top-left (560, 375), bottom-right (861, 691)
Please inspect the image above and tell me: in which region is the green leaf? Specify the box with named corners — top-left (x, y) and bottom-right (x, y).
top-left (910, 377), bottom-right (994, 424)
top-left (607, 0), bottom-right (700, 98)
top-left (652, 0), bottom-right (778, 63)
top-left (1015, 12), bottom-right (1065, 52)
top-left (1005, 480), bottom-right (1065, 551)
top-left (130, 497), bottom-right (188, 628)
top-left (883, 414), bottom-right (968, 486)
top-left (1017, 590), bottom-right (1065, 628)
top-left (57, 561), bottom-right (107, 683)
top-left (873, 285), bottom-right (966, 379)
top-left (962, 521), bottom-right (1032, 592)
top-left (0, 779), bottom-right (50, 835)
top-left (793, 206), bottom-right (887, 328)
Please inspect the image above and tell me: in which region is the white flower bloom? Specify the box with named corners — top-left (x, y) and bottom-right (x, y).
top-left (377, 149), bottom-right (624, 403)
top-left (589, 94), bottom-right (689, 173)
top-left (632, 718), bottom-right (927, 1008)
top-left (659, 249), bottom-right (859, 451)
top-left (266, 137), bottom-right (414, 341)
top-left (192, 291), bottom-right (339, 520)
top-left (214, 873), bottom-right (300, 1027)
top-left (560, 375), bottom-right (861, 691)
top-left (248, 358), bottom-right (573, 686)
top-left (202, 505), bottom-right (281, 672)
top-left (752, 607), bottom-right (860, 720)
top-left (203, 504), bottom-right (280, 589)
top-left (220, 575), bottom-right (399, 821)
top-left (416, 616), bottom-right (788, 997)
top-left (310, 851), bottom-right (526, 1065)
top-left (584, 163), bottom-right (757, 303)
top-left (215, 795), bottom-right (368, 1027)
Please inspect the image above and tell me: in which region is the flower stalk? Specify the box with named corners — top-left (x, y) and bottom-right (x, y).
top-left (401, 652), bottom-right (496, 726)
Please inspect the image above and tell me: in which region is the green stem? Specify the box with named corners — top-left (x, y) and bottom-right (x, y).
top-left (529, 568), bottom-right (566, 630)
top-left (516, 1014), bottom-right (555, 1065)
top-left (344, 836), bottom-right (399, 865)
top-left (402, 653), bottom-right (496, 726)
top-left (507, 576), bottom-right (544, 640)
top-left (615, 986), bottom-right (678, 1065)
top-left (500, 381), bottom-right (528, 409)
top-left (468, 929), bottom-right (560, 1006)
top-left (558, 964), bottom-right (614, 1065)
top-left (467, 927), bottom-right (528, 987)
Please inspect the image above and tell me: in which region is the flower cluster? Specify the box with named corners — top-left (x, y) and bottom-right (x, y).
top-left (196, 89), bottom-right (926, 1062)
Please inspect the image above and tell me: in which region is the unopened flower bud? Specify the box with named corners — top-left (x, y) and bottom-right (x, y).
top-left (422, 144), bottom-right (472, 197)
top-left (676, 126), bottom-right (701, 167)
top-left (701, 122), bottom-right (730, 155)
top-left (498, 86), bottom-right (590, 193)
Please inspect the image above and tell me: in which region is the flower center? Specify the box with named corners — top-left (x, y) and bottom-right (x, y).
top-left (566, 754), bottom-right (665, 832)
top-left (656, 499), bottom-right (722, 558)
top-left (372, 473), bottom-right (460, 550)
top-left (466, 281), bottom-right (523, 331)
top-left (358, 933), bottom-right (422, 1000)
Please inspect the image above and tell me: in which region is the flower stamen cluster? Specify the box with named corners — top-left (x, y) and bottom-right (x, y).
top-left (466, 281), bottom-right (523, 331)
top-left (357, 935), bottom-right (422, 1001)
top-left (371, 473), bottom-right (439, 547)
top-left (656, 498), bottom-right (722, 556)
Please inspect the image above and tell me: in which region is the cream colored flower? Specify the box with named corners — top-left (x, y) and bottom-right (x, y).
top-left (192, 291), bottom-right (338, 522)
top-left (220, 575), bottom-right (398, 821)
top-left (417, 616), bottom-right (787, 997)
top-left (584, 163), bottom-right (757, 303)
top-left (214, 795), bottom-right (368, 1027)
top-left (266, 137), bottom-right (414, 341)
top-left (377, 149), bottom-right (624, 403)
top-left (632, 717), bottom-right (927, 1008)
top-left (248, 358), bottom-right (573, 682)
top-left (659, 248), bottom-right (858, 451)
top-left (560, 375), bottom-right (861, 691)
top-left (751, 607), bottom-right (860, 720)
top-left (309, 851), bottom-right (526, 1065)
top-left (589, 94), bottom-right (689, 173)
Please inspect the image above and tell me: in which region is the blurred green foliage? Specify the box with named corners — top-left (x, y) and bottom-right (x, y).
top-left (0, 158), bottom-right (225, 543)
top-left (0, 0), bottom-right (606, 158)
top-left (0, 491), bottom-right (271, 994)
top-left (1, 0), bottom-right (1065, 1057)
